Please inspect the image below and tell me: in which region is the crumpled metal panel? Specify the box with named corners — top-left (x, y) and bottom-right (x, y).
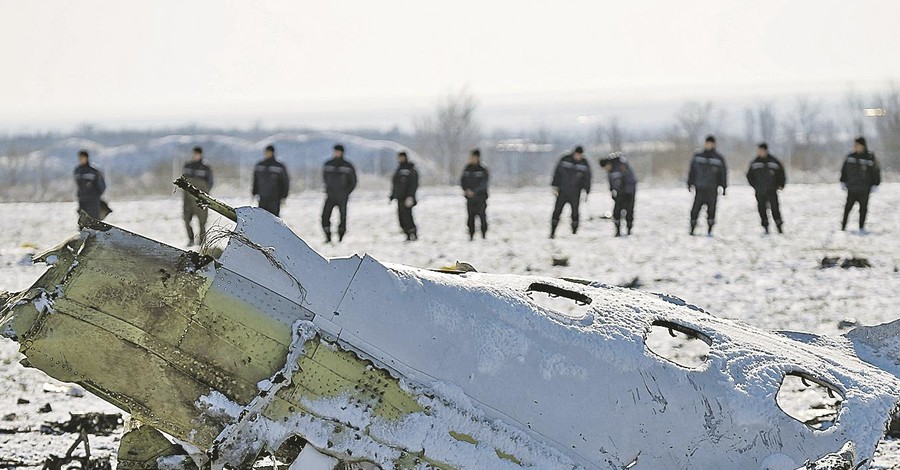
top-left (2, 197), bottom-right (899, 469)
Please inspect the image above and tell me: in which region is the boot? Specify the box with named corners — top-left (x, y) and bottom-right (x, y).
top-left (707, 224), bottom-right (714, 236)
top-left (627, 225), bottom-right (633, 236)
top-left (550, 221), bottom-right (559, 239)
top-left (690, 220), bottom-right (697, 236)
top-left (776, 224), bottom-right (783, 234)
top-left (614, 222), bottom-right (621, 237)
top-left (325, 233), bottom-right (332, 244)
top-left (764, 225), bottom-right (769, 234)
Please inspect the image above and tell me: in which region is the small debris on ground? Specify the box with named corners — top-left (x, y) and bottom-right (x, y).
top-left (40, 430), bottom-right (112, 470)
top-left (0, 458), bottom-right (27, 467)
top-left (551, 256), bottom-right (569, 267)
top-left (820, 257), bottom-right (872, 269)
top-left (618, 277), bottom-right (643, 289)
top-left (837, 318), bottom-right (860, 330)
top-left (41, 412), bottom-right (123, 436)
top-left (888, 412), bottom-right (900, 439)
top-left (841, 258), bottom-right (871, 269)
top-left (42, 383), bottom-right (85, 397)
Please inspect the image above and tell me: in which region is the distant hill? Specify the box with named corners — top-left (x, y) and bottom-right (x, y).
top-left (0, 131), bottom-right (431, 202)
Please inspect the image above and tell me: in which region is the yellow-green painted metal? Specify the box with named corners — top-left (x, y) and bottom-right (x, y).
top-left (1, 225), bottom-right (524, 468)
top-left (118, 425), bottom-right (196, 470)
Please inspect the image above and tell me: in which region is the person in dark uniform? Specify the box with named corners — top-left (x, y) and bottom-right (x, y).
top-left (550, 146), bottom-right (591, 238)
top-left (73, 149), bottom-right (106, 220)
top-left (389, 151), bottom-right (419, 241)
top-left (252, 145), bottom-right (290, 217)
top-left (688, 135), bottom-right (727, 236)
top-left (746, 143), bottom-right (786, 234)
top-left (840, 137), bottom-right (881, 232)
top-left (460, 149), bottom-right (489, 241)
top-left (322, 144), bottom-right (357, 243)
top-left (599, 151), bottom-right (637, 237)
top-left (182, 146), bottom-right (214, 246)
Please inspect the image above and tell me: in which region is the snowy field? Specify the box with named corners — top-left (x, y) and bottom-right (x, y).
top-left (1, 183), bottom-right (899, 468)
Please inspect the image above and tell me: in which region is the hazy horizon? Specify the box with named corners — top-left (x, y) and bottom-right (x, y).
top-left (2, 0), bottom-right (899, 133)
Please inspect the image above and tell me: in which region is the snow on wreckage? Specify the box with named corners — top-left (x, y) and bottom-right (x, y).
top-left (1, 179), bottom-right (899, 470)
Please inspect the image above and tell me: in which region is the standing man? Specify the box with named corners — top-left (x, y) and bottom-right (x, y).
top-left (252, 145), bottom-right (290, 217)
top-left (840, 137), bottom-right (881, 232)
top-left (322, 144), bottom-right (357, 243)
top-left (687, 135), bottom-right (727, 236)
top-left (73, 149), bottom-right (107, 220)
top-left (182, 146), bottom-right (214, 246)
top-left (460, 149), bottom-right (489, 241)
top-left (599, 151), bottom-right (637, 237)
top-left (746, 143), bottom-right (786, 234)
top-left (389, 151), bottom-right (419, 241)
top-left (550, 146), bottom-right (591, 239)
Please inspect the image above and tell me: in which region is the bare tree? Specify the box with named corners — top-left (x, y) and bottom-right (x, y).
top-left (743, 108), bottom-right (757, 146)
top-left (872, 85), bottom-right (900, 171)
top-left (595, 116), bottom-right (625, 153)
top-left (793, 97), bottom-right (823, 145)
top-left (787, 96), bottom-right (826, 173)
top-left (414, 88), bottom-right (481, 184)
top-left (757, 103), bottom-right (777, 144)
top-left (844, 90), bottom-right (868, 137)
top-left (675, 102), bottom-right (714, 147)
top-left (0, 147), bottom-right (30, 200)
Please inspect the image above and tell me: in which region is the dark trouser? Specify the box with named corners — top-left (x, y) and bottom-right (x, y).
top-left (842, 190), bottom-right (870, 230)
top-left (551, 194), bottom-right (581, 234)
top-left (78, 198), bottom-right (101, 220)
top-left (613, 192), bottom-right (636, 230)
top-left (466, 197), bottom-right (488, 238)
top-left (755, 190), bottom-right (782, 228)
top-left (183, 199), bottom-right (209, 243)
top-left (690, 187), bottom-right (719, 228)
top-left (259, 197), bottom-right (282, 216)
top-left (397, 201), bottom-right (416, 236)
top-left (322, 196), bottom-right (349, 238)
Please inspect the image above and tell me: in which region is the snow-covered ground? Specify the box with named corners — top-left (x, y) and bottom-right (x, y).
top-left (1, 183), bottom-right (898, 468)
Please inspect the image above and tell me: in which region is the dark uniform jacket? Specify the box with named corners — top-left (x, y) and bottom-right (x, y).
top-left (551, 154), bottom-right (591, 198)
top-left (323, 158), bottom-right (357, 199)
top-left (688, 149), bottom-right (728, 190)
top-left (607, 157), bottom-right (637, 195)
top-left (74, 164), bottom-right (106, 201)
top-left (746, 155), bottom-right (785, 193)
top-left (460, 163), bottom-right (489, 199)
top-left (390, 162), bottom-right (419, 202)
top-left (252, 158), bottom-right (290, 201)
top-left (183, 160), bottom-right (214, 193)
top-left (841, 151), bottom-right (881, 192)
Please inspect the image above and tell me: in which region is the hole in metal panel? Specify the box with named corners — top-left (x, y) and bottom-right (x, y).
top-left (526, 283), bottom-right (592, 317)
top-left (776, 372), bottom-right (843, 430)
top-left (644, 320), bottom-right (711, 369)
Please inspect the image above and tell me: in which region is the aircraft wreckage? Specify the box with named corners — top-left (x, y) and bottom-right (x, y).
top-left (2, 179), bottom-right (899, 470)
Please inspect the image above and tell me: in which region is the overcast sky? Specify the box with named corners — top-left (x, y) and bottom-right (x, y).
top-left (2, 0), bottom-right (899, 130)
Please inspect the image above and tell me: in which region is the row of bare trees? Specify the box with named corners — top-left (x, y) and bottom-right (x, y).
top-left (2, 87), bottom-right (897, 201)
top-left (411, 86), bottom-right (900, 186)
